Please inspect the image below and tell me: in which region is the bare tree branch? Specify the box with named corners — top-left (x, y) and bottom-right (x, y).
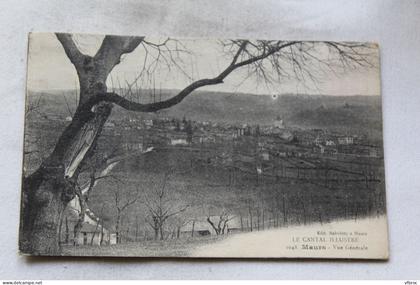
top-left (56, 33), bottom-right (87, 68)
top-left (144, 172), bottom-right (189, 240)
top-left (207, 210), bottom-right (234, 235)
top-left (94, 35), bottom-right (145, 75)
top-left (90, 40), bottom-right (375, 113)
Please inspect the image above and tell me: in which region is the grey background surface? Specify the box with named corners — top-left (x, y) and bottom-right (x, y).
top-left (0, 0), bottom-right (419, 279)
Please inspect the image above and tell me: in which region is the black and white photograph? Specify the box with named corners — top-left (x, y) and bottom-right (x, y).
top-left (2, 0), bottom-right (420, 282)
top-left (20, 32), bottom-right (388, 258)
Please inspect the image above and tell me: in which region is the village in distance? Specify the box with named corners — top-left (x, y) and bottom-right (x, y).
top-left (23, 89), bottom-right (386, 257)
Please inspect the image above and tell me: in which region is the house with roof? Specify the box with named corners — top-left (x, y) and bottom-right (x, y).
top-left (273, 116), bottom-right (285, 129)
top-left (180, 220), bottom-right (212, 238)
top-left (60, 207), bottom-right (117, 246)
top-left (72, 222), bottom-right (115, 246)
top-left (337, 135), bottom-right (354, 145)
top-left (62, 197), bottom-right (117, 246)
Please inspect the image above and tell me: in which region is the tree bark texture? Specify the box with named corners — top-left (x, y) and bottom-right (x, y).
top-left (19, 34), bottom-right (141, 255)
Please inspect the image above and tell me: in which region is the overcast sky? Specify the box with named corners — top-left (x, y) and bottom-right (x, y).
top-left (27, 33), bottom-right (381, 96)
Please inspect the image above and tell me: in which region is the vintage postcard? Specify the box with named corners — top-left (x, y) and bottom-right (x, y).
top-left (20, 32), bottom-right (388, 258)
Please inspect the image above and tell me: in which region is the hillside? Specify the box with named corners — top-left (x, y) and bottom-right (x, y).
top-left (27, 89), bottom-right (383, 135)
top-left (24, 89), bottom-right (385, 240)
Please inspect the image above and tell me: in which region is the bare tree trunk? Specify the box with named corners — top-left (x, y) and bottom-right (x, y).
top-left (153, 228), bottom-right (159, 240)
top-left (318, 209), bottom-right (323, 225)
top-left (58, 211), bottom-right (64, 246)
top-left (90, 219), bottom-right (100, 245)
top-left (301, 197), bottom-right (307, 225)
top-left (100, 224), bottom-right (104, 246)
top-left (19, 34), bottom-right (141, 255)
top-left (115, 212), bottom-right (121, 244)
top-left (206, 217), bottom-right (220, 235)
top-left (91, 205), bottom-right (104, 246)
top-left (249, 207), bottom-right (253, 232)
top-left (257, 210), bottom-right (260, 231)
top-left (159, 226), bottom-right (164, 241)
top-left (20, 91), bottom-right (112, 254)
top-left (262, 209), bottom-right (265, 230)
top-left (135, 216), bottom-right (139, 242)
top-left (73, 195), bottom-right (87, 246)
top-left (65, 217), bottom-right (69, 244)
top-left (20, 176), bottom-right (70, 255)
top-left (282, 194), bottom-right (288, 225)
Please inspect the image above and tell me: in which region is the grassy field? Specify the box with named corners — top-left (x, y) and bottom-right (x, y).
top-left (61, 216), bottom-right (388, 259)
top-left (61, 235), bottom-right (227, 257)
